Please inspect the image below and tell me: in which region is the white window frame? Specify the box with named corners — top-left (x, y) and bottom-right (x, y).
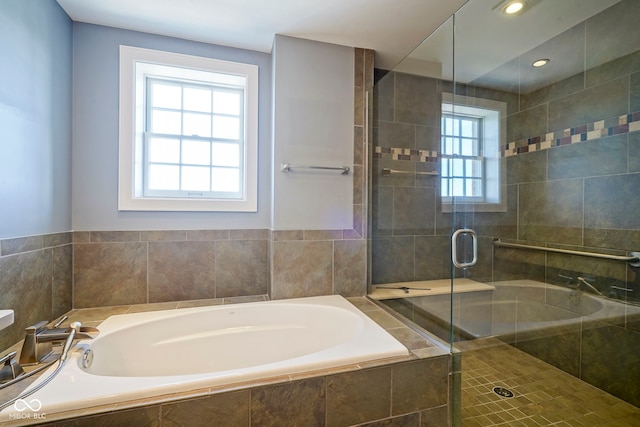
top-left (441, 94), bottom-right (507, 213)
top-left (119, 46), bottom-right (259, 212)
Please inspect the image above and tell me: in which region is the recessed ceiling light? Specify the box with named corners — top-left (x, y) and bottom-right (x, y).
top-left (532, 58), bottom-right (550, 67)
top-left (503, 1), bottom-right (524, 14)
top-left (492, 0), bottom-right (543, 16)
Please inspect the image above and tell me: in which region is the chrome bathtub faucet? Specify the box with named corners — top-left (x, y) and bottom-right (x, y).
top-left (575, 276), bottom-right (606, 297)
top-left (559, 274), bottom-right (605, 297)
top-left (19, 317), bottom-right (99, 365)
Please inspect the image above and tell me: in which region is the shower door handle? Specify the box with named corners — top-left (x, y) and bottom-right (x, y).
top-left (452, 228), bottom-right (477, 268)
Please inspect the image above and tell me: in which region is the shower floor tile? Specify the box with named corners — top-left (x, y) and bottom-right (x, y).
top-left (458, 339), bottom-right (640, 426)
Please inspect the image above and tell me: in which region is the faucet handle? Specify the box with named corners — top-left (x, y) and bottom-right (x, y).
top-left (60, 321), bottom-right (82, 362)
top-left (25, 320), bottom-right (49, 335)
top-left (20, 321), bottom-right (53, 366)
top-left (0, 351), bottom-right (25, 382)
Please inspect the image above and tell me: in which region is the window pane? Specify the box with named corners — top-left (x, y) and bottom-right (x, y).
top-left (211, 168), bottom-right (239, 192)
top-left (452, 118), bottom-right (460, 136)
top-left (441, 178), bottom-right (450, 197)
top-left (182, 166), bottom-right (211, 191)
top-left (212, 116), bottom-right (240, 140)
top-left (151, 110), bottom-right (181, 134)
top-left (444, 118), bottom-right (454, 135)
top-left (183, 113), bottom-right (211, 137)
top-left (148, 165), bottom-right (179, 190)
top-left (443, 137), bottom-right (454, 154)
top-left (182, 139), bottom-right (211, 165)
top-left (467, 179), bottom-right (482, 197)
top-left (150, 83), bottom-right (181, 109)
top-left (452, 159), bottom-right (464, 176)
top-left (441, 159), bottom-right (449, 176)
top-left (213, 91), bottom-right (241, 115)
top-left (183, 87), bottom-right (212, 113)
top-left (212, 142), bottom-right (239, 167)
top-left (460, 119), bottom-right (474, 137)
top-left (452, 178), bottom-right (464, 197)
top-left (471, 179), bottom-right (483, 197)
top-left (461, 138), bottom-right (476, 156)
top-left (467, 159), bottom-right (483, 178)
top-left (148, 138), bottom-right (180, 163)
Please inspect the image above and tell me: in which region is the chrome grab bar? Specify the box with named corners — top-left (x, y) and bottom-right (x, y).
top-left (493, 239), bottom-right (640, 267)
top-left (280, 163), bottom-right (350, 175)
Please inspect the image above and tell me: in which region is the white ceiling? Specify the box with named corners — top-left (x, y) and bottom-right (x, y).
top-left (55, 0), bottom-right (467, 69)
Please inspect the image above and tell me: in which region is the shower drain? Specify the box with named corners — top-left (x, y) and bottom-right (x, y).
top-left (492, 386), bottom-right (514, 398)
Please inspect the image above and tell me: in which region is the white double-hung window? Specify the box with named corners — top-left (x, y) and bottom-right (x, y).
top-left (119, 46), bottom-right (258, 212)
top-left (440, 113), bottom-right (484, 201)
top-left (441, 94), bottom-right (507, 212)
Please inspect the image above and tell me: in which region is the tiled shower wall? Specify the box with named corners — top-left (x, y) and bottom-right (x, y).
top-left (0, 48), bottom-right (374, 351)
top-left (484, 12), bottom-right (640, 405)
top-left (371, 4), bottom-right (640, 294)
top-left (371, 71), bottom-right (452, 284)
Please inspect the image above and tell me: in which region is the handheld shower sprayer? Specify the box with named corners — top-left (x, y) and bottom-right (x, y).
top-left (60, 321), bottom-right (82, 362)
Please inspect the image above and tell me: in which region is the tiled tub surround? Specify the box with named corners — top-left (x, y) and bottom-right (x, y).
top-left (73, 230), bottom-right (271, 307)
top-left (0, 297), bottom-right (452, 427)
top-left (72, 229), bottom-right (368, 307)
top-left (0, 233), bottom-right (73, 352)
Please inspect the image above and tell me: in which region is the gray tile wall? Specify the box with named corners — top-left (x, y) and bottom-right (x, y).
top-left (370, 33), bottom-right (640, 303)
top-left (0, 233), bottom-right (72, 350)
top-left (371, 71), bottom-right (450, 285)
top-left (72, 230), bottom-right (271, 307)
top-left (495, 45), bottom-right (640, 405)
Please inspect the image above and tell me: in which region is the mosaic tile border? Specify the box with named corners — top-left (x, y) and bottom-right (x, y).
top-left (503, 111), bottom-right (640, 157)
top-left (373, 111), bottom-right (640, 162)
top-left (374, 147), bottom-right (440, 162)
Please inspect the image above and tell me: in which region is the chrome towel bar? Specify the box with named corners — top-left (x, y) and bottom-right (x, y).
top-left (280, 163), bottom-right (350, 175)
top-left (493, 239), bottom-right (640, 267)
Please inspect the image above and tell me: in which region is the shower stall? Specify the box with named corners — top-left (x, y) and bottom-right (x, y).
top-left (367, 0), bottom-right (640, 424)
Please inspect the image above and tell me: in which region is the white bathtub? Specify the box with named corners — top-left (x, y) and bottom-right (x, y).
top-left (377, 279), bottom-right (640, 340)
top-left (0, 295), bottom-right (408, 421)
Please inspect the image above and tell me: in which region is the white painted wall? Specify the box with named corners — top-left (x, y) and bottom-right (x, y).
top-left (72, 27), bottom-right (355, 232)
top-left (71, 24), bottom-right (273, 231)
top-left (271, 35), bottom-right (354, 230)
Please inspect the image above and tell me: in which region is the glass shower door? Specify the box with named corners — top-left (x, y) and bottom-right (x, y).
top-left (371, 0), bottom-right (640, 425)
